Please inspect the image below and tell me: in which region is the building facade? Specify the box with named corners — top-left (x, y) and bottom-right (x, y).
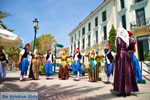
top-left (69, 0), bottom-right (150, 66)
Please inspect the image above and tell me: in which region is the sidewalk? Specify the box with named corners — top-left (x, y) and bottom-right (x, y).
top-left (0, 72), bottom-right (150, 100)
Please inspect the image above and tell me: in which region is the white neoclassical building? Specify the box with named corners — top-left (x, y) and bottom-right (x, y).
top-left (68, 0), bottom-right (150, 66)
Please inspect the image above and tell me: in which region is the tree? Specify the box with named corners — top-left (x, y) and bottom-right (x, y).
top-left (0, 11), bottom-right (10, 29)
top-left (30, 33), bottom-right (57, 55)
top-left (108, 25), bottom-right (117, 52)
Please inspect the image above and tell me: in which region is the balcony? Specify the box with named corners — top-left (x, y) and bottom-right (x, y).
top-left (130, 18), bottom-right (150, 29)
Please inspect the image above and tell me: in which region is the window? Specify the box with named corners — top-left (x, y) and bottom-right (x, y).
top-left (75, 34), bottom-right (76, 40)
top-left (82, 27), bottom-right (85, 35)
top-left (135, 0), bottom-right (143, 3)
top-left (96, 31), bottom-right (98, 44)
top-left (102, 11), bottom-right (107, 22)
top-left (82, 38), bottom-right (85, 49)
top-left (103, 25), bottom-right (107, 40)
top-left (74, 43), bottom-right (76, 53)
top-left (120, 0), bottom-right (125, 9)
top-left (78, 41), bottom-right (80, 49)
top-left (122, 14), bottom-right (126, 29)
top-left (78, 31), bottom-right (80, 38)
top-left (88, 35), bottom-right (90, 47)
top-left (95, 17), bottom-right (98, 27)
top-left (71, 45), bottom-right (72, 53)
top-left (88, 22), bottom-right (91, 31)
top-left (71, 37), bottom-right (73, 42)
top-left (136, 8), bottom-right (145, 26)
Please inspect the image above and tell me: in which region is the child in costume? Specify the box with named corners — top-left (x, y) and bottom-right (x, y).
top-left (104, 44), bottom-right (115, 83)
top-left (85, 49), bottom-right (103, 82)
top-left (128, 31), bottom-right (142, 82)
top-left (55, 50), bottom-right (71, 80)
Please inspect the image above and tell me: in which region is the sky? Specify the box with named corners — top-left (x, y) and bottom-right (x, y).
top-left (0, 0), bottom-right (104, 48)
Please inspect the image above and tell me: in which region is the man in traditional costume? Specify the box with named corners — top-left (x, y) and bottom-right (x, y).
top-left (19, 43), bottom-right (33, 81)
top-left (104, 44), bottom-right (115, 83)
top-left (85, 49), bottom-right (103, 82)
top-left (44, 49), bottom-right (54, 80)
top-left (55, 50), bottom-right (71, 80)
top-left (114, 27), bottom-right (139, 96)
top-left (72, 48), bottom-right (83, 81)
top-left (128, 31), bottom-right (142, 82)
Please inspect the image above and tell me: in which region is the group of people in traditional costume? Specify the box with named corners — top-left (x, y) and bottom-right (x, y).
top-left (11, 26), bottom-right (142, 96)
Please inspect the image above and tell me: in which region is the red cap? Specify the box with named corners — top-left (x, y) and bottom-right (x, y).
top-left (107, 44), bottom-right (111, 48)
top-left (25, 43), bottom-right (30, 47)
top-left (48, 49), bottom-right (51, 51)
top-left (76, 48), bottom-right (79, 51)
top-left (127, 31), bottom-right (133, 37)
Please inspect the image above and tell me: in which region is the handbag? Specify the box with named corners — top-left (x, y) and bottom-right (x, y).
top-left (1, 60), bottom-right (7, 67)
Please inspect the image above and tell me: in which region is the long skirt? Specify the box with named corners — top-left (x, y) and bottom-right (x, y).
top-left (45, 62), bottom-right (53, 76)
top-left (59, 61), bottom-right (69, 80)
top-left (104, 62), bottom-right (114, 77)
top-left (89, 61), bottom-right (99, 82)
top-left (114, 50), bottom-right (139, 95)
top-left (29, 59), bottom-right (40, 79)
top-left (130, 54), bottom-right (142, 82)
top-left (72, 61), bottom-right (82, 75)
top-left (19, 58), bottom-right (28, 75)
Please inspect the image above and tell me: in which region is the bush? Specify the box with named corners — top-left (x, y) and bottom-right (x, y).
top-left (39, 66), bottom-right (45, 75)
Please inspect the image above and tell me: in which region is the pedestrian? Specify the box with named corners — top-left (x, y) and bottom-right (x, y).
top-left (71, 48), bottom-right (83, 81)
top-left (55, 50), bottom-right (71, 80)
top-left (19, 43), bottom-right (33, 81)
top-left (104, 44), bottom-right (115, 84)
top-left (44, 49), bottom-right (54, 80)
top-left (0, 49), bottom-right (8, 80)
top-left (114, 27), bottom-right (139, 96)
top-left (85, 49), bottom-right (103, 82)
top-left (29, 49), bottom-right (42, 80)
top-left (127, 31), bottom-right (142, 82)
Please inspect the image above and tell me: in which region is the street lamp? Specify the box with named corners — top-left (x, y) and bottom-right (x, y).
top-left (33, 18), bottom-right (39, 51)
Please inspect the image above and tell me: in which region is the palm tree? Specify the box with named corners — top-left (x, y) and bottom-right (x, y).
top-left (0, 11), bottom-right (10, 29)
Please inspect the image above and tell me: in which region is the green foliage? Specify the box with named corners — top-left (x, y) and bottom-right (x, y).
top-left (96, 57), bottom-right (104, 63)
top-left (39, 66), bottom-right (45, 75)
top-left (108, 25), bottom-right (117, 52)
top-left (0, 11), bottom-right (11, 29)
top-left (30, 33), bottom-right (57, 54)
top-left (3, 46), bottom-right (21, 62)
top-left (144, 52), bottom-right (150, 61)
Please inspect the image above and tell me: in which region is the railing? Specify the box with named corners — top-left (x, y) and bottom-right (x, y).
top-left (130, 18), bottom-right (150, 28)
top-left (141, 61), bottom-right (150, 81)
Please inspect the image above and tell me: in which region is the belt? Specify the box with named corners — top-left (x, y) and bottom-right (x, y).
top-left (22, 58), bottom-right (28, 59)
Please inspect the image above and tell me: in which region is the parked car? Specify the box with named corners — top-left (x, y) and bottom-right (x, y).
top-left (68, 62), bottom-right (86, 76)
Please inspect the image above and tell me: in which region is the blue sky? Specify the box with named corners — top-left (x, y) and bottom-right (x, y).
top-left (0, 0), bottom-right (103, 47)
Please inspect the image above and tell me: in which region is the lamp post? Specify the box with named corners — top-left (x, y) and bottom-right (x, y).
top-left (33, 18), bottom-right (39, 51)
top-left (53, 44), bottom-right (64, 76)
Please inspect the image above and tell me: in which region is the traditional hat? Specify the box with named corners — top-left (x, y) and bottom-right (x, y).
top-left (48, 49), bottom-right (51, 51)
top-left (25, 43), bottom-right (30, 47)
top-left (107, 44), bottom-right (112, 48)
top-left (76, 48), bottom-right (80, 51)
top-left (127, 31), bottom-right (133, 37)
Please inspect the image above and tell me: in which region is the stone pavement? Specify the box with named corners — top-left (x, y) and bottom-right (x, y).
top-left (0, 72), bottom-right (150, 100)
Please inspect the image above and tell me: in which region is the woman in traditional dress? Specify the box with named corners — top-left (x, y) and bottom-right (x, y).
top-left (29, 49), bottom-right (42, 80)
top-left (128, 31), bottom-right (142, 82)
top-left (114, 28), bottom-right (139, 96)
top-left (55, 51), bottom-right (71, 80)
top-left (85, 49), bottom-right (103, 82)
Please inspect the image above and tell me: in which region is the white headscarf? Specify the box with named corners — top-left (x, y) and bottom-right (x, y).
top-left (116, 27), bottom-right (129, 48)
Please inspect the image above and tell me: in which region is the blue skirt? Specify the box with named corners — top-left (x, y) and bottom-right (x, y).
top-left (45, 62), bottom-right (53, 76)
top-left (19, 58), bottom-right (28, 75)
top-left (104, 62), bottom-right (113, 77)
top-left (130, 54), bottom-right (142, 82)
top-left (72, 61), bottom-right (82, 75)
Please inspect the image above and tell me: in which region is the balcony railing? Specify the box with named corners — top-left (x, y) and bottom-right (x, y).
top-left (130, 18), bottom-right (150, 28)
